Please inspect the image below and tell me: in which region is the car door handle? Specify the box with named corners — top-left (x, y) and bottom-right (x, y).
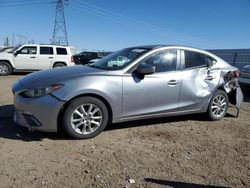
top-left (168, 80), bottom-right (179, 85)
top-left (30, 56), bottom-right (36, 58)
top-left (48, 57), bottom-right (54, 59)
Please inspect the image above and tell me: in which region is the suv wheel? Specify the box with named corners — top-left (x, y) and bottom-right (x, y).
top-left (208, 90), bottom-right (229, 121)
top-left (63, 97), bottom-right (109, 139)
top-left (0, 62), bottom-right (12, 76)
top-left (74, 60), bottom-right (80, 65)
top-left (54, 63), bottom-right (66, 68)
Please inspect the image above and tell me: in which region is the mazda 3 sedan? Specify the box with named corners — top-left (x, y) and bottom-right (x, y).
top-left (12, 45), bottom-right (241, 139)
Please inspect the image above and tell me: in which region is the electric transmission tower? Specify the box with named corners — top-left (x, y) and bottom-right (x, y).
top-left (52, 0), bottom-right (68, 46)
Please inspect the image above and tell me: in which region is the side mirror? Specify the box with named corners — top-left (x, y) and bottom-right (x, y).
top-left (206, 60), bottom-right (213, 67)
top-left (135, 64), bottom-right (155, 79)
top-left (206, 57), bottom-right (216, 68)
top-left (14, 50), bottom-right (19, 56)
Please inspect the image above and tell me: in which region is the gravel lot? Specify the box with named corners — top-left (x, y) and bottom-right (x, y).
top-left (0, 74), bottom-right (249, 188)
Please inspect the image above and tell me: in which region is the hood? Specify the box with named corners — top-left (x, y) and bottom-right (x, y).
top-left (0, 52), bottom-right (13, 57)
top-left (19, 65), bottom-right (106, 88)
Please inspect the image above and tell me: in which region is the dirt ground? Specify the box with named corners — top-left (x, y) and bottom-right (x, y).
top-left (0, 74), bottom-right (249, 188)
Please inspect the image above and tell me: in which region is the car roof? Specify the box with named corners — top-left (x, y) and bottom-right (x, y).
top-left (128, 44), bottom-right (204, 51)
top-left (127, 45), bottom-right (222, 60)
top-left (21, 44), bottom-right (71, 48)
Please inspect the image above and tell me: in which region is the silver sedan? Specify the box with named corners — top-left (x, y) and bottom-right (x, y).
top-left (12, 45), bottom-right (241, 139)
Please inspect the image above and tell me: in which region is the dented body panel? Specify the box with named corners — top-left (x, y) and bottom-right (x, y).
top-left (12, 45), bottom-right (242, 133)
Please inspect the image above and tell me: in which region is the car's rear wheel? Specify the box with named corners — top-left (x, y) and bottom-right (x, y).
top-left (208, 90), bottom-right (229, 121)
top-left (0, 62), bottom-right (12, 76)
top-left (53, 63), bottom-right (66, 68)
top-left (74, 59), bottom-right (80, 65)
top-left (62, 97), bottom-right (109, 139)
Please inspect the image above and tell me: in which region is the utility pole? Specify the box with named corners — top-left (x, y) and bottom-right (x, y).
top-left (12, 33), bottom-right (15, 46)
top-left (11, 33), bottom-right (28, 46)
top-left (233, 52), bottom-right (238, 66)
top-left (4, 37), bottom-right (9, 47)
top-left (15, 34), bottom-right (27, 45)
top-left (52, 0), bottom-right (68, 46)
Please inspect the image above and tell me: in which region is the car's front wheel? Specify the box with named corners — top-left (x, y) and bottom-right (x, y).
top-left (208, 90), bottom-right (229, 121)
top-left (62, 97), bottom-right (109, 139)
top-left (0, 62), bottom-right (12, 76)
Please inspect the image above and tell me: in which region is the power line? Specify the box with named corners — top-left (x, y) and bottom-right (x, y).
top-left (69, 3), bottom-right (193, 44)
top-left (0, 0), bottom-right (44, 3)
top-left (0, 1), bottom-right (51, 8)
top-left (70, 0), bottom-right (212, 46)
top-left (73, 0), bottom-right (199, 41)
top-left (69, 3), bottom-right (164, 37)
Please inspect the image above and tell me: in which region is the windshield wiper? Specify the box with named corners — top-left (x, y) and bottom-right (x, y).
top-left (88, 63), bottom-right (118, 70)
top-left (88, 64), bottom-right (106, 70)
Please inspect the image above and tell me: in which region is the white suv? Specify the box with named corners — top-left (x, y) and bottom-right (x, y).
top-left (0, 44), bottom-right (75, 75)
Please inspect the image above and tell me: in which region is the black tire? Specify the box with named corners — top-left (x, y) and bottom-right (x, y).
top-left (208, 90), bottom-right (229, 121)
top-left (53, 63), bottom-right (66, 68)
top-left (74, 59), bottom-right (80, 65)
top-left (62, 97), bottom-right (109, 139)
top-left (0, 61), bottom-right (12, 76)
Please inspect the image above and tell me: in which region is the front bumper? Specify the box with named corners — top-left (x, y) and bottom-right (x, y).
top-left (14, 93), bottom-right (65, 132)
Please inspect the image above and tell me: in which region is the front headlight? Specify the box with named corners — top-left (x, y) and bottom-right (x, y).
top-left (21, 84), bottom-right (64, 98)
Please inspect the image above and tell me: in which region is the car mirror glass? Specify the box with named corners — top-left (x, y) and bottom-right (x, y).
top-left (14, 50), bottom-right (19, 56)
top-left (135, 64), bottom-right (155, 79)
top-left (206, 60), bottom-right (214, 67)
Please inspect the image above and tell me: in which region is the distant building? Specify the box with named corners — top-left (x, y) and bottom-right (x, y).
top-left (208, 49), bottom-right (250, 69)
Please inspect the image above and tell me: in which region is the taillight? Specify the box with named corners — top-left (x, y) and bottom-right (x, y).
top-left (232, 70), bottom-right (240, 78)
top-left (71, 56), bottom-right (74, 63)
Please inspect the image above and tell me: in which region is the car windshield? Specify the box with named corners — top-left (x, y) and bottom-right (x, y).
top-left (93, 47), bottom-right (150, 70)
top-left (9, 46), bottom-right (20, 53)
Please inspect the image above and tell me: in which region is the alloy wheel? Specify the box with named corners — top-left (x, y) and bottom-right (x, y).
top-left (0, 64), bottom-right (8, 74)
top-left (211, 95), bottom-right (227, 118)
top-left (70, 103), bottom-right (103, 135)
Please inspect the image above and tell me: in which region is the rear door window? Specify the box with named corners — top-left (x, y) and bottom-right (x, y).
top-left (56, 48), bottom-right (67, 55)
top-left (184, 51), bottom-right (206, 69)
top-left (40, 47), bottom-right (53, 55)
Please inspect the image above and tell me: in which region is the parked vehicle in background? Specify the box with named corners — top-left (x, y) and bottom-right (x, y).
top-left (208, 48), bottom-right (250, 88)
top-left (0, 44), bottom-right (75, 76)
top-left (73, 51), bottom-right (111, 65)
top-left (73, 51), bottom-right (102, 65)
top-left (12, 45), bottom-right (242, 139)
top-left (239, 65), bottom-right (250, 86)
top-left (0, 46), bottom-right (14, 53)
